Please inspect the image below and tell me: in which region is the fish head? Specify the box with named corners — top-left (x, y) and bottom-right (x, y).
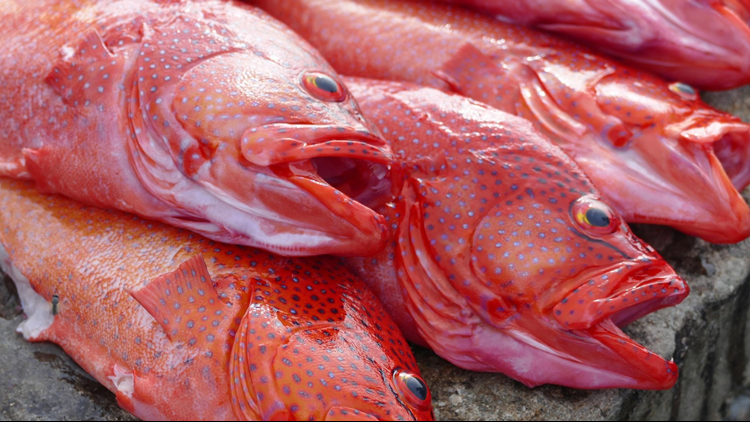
top-left (586, 75), bottom-right (750, 243)
top-left (461, 145), bottom-right (689, 389)
top-left (408, 134), bottom-right (688, 389)
top-left (228, 265), bottom-right (433, 421)
top-left (131, 13), bottom-right (394, 256)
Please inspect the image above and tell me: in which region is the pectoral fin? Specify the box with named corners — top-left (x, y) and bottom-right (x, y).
top-left (129, 255), bottom-right (233, 344)
top-left (45, 30), bottom-right (129, 111)
top-left (0, 156), bottom-right (30, 179)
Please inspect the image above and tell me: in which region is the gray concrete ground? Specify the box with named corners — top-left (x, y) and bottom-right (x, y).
top-left (0, 88), bottom-right (749, 421)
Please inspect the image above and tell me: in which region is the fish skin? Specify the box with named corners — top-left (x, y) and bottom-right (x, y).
top-left (251, 0), bottom-right (750, 245)
top-left (0, 0), bottom-right (395, 257)
top-left (342, 77), bottom-right (690, 390)
top-left (0, 177), bottom-right (434, 421)
top-left (439, 0), bottom-right (750, 91)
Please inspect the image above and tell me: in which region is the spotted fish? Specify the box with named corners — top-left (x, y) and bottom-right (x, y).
top-left (0, 0), bottom-right (395, 257)
top-left (252, 0), bottom-right (750, 244)
top-left (0, 178), bottom-right (434, 421)
top-left (342, 78), bottom-right (689, 390)
top-left (438, 0), bottom-right (750, 90)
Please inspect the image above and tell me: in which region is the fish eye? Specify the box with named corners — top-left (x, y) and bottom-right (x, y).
top-left (302, 71), bottom-right (347, 102)
top-left (669, 82), bottom-right (698, 101)
top-left (571, 196), bottom-right (619, 236)
top-left (392, 369), bottom-right (431, 410)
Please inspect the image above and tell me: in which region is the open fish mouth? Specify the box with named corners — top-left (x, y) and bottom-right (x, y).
top-left (604, 113), bottom-right (750, 243)
top-left (553, 264), bottom-right (690, 389)
top-left (242, 123), bottom-right (397, 256)
top-left (714, 128), bottom-right (750, 192)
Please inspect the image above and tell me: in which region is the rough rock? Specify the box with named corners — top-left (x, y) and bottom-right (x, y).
top-left (0, 89), bottom-right (749, 421)
top-left (0, 276), bottom-right (134, 421)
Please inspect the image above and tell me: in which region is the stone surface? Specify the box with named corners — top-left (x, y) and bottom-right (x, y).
top-left (0, 276), bottom-right (135, 421)
top-left (0, 90), bottom-right (749, 421)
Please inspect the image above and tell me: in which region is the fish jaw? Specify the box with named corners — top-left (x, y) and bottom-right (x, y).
top-left (168, 148), bottom-right (390, 257)
top-left (463, 315), bottom-right (681, 390)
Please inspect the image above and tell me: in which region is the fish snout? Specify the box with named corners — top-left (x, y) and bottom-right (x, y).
top-left (612, 116), bottom-right (750, 243)
top-left (663, 114), bottom-right (750, 242)
top-left (553, 265), bottom-right (689, 331)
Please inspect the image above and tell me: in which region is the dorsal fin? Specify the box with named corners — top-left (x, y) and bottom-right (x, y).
top-left (130, 255), bottom-right (233, 343)
top-left (44, 30), bottom-right (130, 111)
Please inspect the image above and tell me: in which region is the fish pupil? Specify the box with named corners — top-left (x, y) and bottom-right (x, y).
top-left (405, 376), bottom-right (427, 401)
top-left (314, 76), bottom-right (339, 94)
top-left (586, 208), bottom-right (610, 227)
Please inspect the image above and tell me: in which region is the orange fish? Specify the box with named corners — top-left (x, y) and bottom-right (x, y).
top-left (0, 178), bottom-right (434, 421)
top-left (253, 0), bottom-right (750, 244)
top-left (343, 78), bottom-right (689, 390)
top-left (439, 0), bottom-right (750, 90)
top-left (0, 0), bottom-right (395, 257)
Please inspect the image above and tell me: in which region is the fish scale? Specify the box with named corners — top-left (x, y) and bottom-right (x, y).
top-left (252, 0), bottom-right (750, 244)
top-left (0, 177), bottom-right (434, 421)
top-left (0, 0), bottom-right (395, 257)
top-left (343, 77), bottom-right (689, 390)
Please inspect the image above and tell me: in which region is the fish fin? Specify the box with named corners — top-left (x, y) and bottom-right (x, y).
top-left (0, 156), bottom-right (30, 179)
top-left (21, 148), bottom-right (63, 195)
top-left (229, 306), bottom-right (264, 421)
top-left (129, 255), bottom-right (232, 343)
top-left (433, 42), bottom-right (502, 94)
top-left (44, 30), bottom-right (125, 109)
top-left (109, 365), bottom-right (136, 414)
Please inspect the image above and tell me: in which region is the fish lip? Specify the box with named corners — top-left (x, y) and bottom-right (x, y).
top-left (587, 318), bottom-right (680, 390)
top-left (240, 123), bottom-right (393, 167)
top-left (323, 406), bottom-right (380, 421)
top-left (553, 264), bottom-right (689, 331)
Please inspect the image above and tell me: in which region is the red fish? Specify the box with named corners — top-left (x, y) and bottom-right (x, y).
top-left (252, 0), bottom-right (750, 244)
top-left (0, 178), bottom-right (434, 421)
top-left (343, 78), bottom-right (689, 390)
top-left (0, 0), bottom-right (396, 257)
top-left (438, 0), bottom-right (750, 91)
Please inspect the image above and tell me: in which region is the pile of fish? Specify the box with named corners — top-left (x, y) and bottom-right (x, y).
top-left (0, 0), bottom-right (747, 419)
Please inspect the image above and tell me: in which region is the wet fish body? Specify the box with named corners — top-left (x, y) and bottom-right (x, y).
top-left (343, 78), bottom-right (689, 390)
top-left (439, 0), bottom-right (750, 90)
top-left (0, 178), bottom-right (434, 421)
top-left (253, 0), bottom-right (750, 244)
top-left (0, 0), bottom-right (395, 257)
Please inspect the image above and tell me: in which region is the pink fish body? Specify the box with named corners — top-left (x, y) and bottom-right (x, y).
top-left (0, 178), bottom-right (434, 421)
top-left (0, 0), bottom-right (396, 257)
top-left (252, 0), bottom-right (750, 244)
top-left (440, 0), bottom-right (750, 90)
top-left (343, 78), bottom-right (689, 390)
